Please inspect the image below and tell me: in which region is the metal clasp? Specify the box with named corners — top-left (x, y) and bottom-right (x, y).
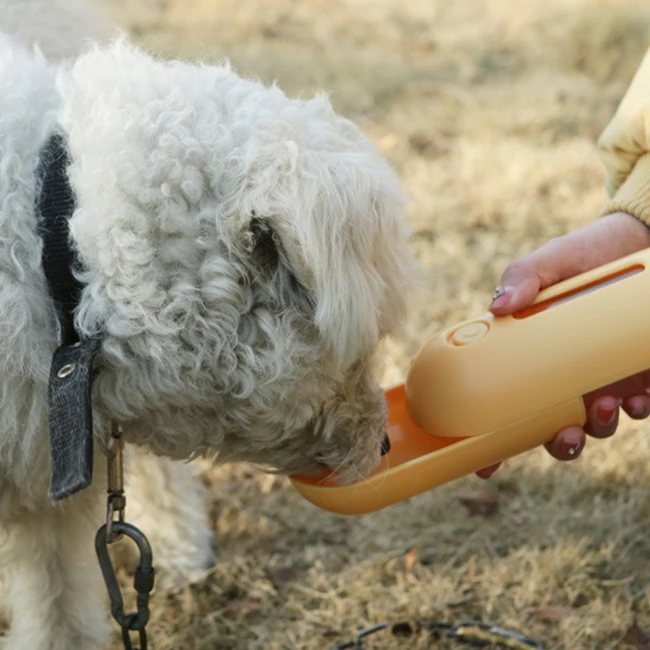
top-left (106, 422), bottom-right (125, 543)
top-left (96, 422), bottom-right (156, 650)
top-left (95, 521), bottom-right (155, 650)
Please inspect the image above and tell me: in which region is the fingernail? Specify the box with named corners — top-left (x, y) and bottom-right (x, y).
top-left (629, 397), bottom-right (650, 419)
top-left (562, 438), bottom-right (583, 458)
top-left (566, 444), bottom-right (582, 456)
top-left (490, 285), bottom-right (514, 308)
top-left (597, 404), bottom-right (617, 426)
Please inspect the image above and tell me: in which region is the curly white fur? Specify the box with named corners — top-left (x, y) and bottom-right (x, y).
top-left (0, 1), bottom-right (414, 648)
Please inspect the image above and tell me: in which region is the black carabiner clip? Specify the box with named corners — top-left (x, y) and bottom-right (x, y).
top-left (95, 521), bottom-right (156, 647)
top-left (121, 613), bottom-right (148, 650)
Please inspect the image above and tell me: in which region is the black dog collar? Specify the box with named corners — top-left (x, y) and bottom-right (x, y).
top-left (38, 133), bottom-right (83, 346)
top-left (37, 132), bottom-right (101, 501)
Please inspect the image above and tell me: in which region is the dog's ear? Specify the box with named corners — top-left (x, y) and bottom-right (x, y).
top-left (247, 216), bottom-right (280, 271)
top-left (289, 158), bottom-right (411, 368)
top-left (246, 215), bottom-right (315, 317)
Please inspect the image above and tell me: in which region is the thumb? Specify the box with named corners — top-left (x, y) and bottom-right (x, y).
top-left (489, 234), bottom-right (590, 316)
top-left (489, 259), bottom-right (544, 315)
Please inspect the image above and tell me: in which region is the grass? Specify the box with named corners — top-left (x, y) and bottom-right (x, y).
top-left (105, 1), bottom-right (650, 647)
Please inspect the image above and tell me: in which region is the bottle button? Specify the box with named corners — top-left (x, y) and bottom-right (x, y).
top-left (449, 321), bottom-right (490, 346)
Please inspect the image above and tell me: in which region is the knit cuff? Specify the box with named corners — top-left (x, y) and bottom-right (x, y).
top-left (599, 153), bottom-right (650, 226)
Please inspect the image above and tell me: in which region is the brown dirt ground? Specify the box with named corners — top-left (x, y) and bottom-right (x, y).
top-left (103, 1), bottom-right (650, 648)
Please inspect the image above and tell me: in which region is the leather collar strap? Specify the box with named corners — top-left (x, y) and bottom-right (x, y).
top-left (36, 132), bottom-right (101, 501)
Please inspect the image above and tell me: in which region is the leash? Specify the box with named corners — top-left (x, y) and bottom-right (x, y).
top-left (332, 619), bottom-right (544, 649)
top-left (37, 132), bottom-right (156, 650)
top-left (95, 424), bottom-right (155, 650)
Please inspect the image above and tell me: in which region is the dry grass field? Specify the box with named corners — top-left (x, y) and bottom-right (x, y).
top-left (102, 1), bottom-right (650, 648)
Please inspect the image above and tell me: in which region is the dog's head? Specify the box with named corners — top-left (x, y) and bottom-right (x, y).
top-left (61, 40), bottom-right (414, 484)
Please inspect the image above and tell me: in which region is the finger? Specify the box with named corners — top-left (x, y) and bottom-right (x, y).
top-left (489, 213), bottom-right (650, 317)
top-left (543, 427), bottom-right (586, 460)
top-left (489, 276), bottom-right (540, 315)
top-left (585, 395), bottom-right (620, 438)
top-left (621, 393), bottom-right (650, 420)
top-left (489, 237), bottom-right (585, 316)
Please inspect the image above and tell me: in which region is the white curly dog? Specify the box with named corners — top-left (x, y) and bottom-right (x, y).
top-left (0, 1), bottom-right (413, 648)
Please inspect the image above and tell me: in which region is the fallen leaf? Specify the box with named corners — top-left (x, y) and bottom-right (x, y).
top-left (623, 621), bottom-right (650, 649)
top-left (403, 546), bottom-right (418, 572)
top-left (455, 488), bottom-right (499, 516)
top-left (269, 566), bottom-right (299, 586)
top-left (529, 605), bottom-right (574, 621)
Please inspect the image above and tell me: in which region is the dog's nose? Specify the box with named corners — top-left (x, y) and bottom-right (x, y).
top-left (380, 434), bottom-right (391, 456)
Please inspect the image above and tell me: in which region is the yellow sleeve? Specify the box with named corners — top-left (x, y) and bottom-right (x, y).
top-left (598, 45), bottom-right (650, 225)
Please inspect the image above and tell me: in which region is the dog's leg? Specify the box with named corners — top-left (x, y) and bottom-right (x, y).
top-left (0, 490), bottom-right (110, 650)
top-left (123, 449), bottom-right (215, 590)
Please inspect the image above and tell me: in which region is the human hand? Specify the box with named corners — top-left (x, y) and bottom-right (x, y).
top-left (477, 211), bottom-right (650, 479)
